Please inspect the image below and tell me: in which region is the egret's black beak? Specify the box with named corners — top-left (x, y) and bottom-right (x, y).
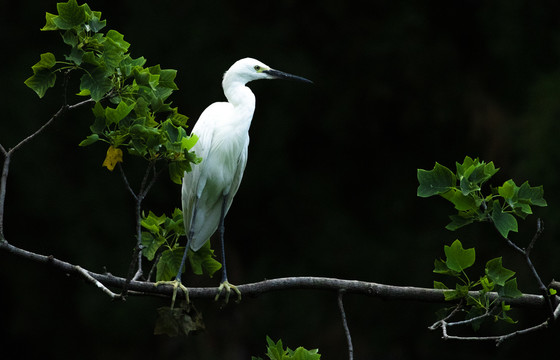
top-left (264, 69), bottom-right (313, 84)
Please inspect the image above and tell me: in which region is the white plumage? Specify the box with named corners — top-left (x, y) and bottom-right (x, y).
top-left (177, 57), bottom-right (311, 300)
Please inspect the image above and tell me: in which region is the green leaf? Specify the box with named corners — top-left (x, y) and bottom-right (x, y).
top-left (61, 30), bottom-right (78, 47)
top-left (41, 12), bottom-right (59, 31)
top-left (83, 4), bottom-right (106, 32)
top-left (25, 53), bottom-right (57, 98)
top-left (66, 47), bottom-right (84, 65)
top-left (491, 200), bottom-right (518, 239)
top-left (79, 67), bottom-right (112, 102)
top-left (498, 179), bottom-right (517, 202)
top-left (433, 281), bottom-right (449, 290)
top-left (141, 231), bottom-right (165, 261)
top-left (417, 163), bottom-right (456, 197)
top-left (163, 119), bottom-right (187, 143)
top-left (498, 278), bottom-right (523, 298)
top-left (266, 337), bottom-right (287, 360)
top-left (480, 275), bottom-right (494, 292)
top-left (53, 0), bottom-right (87, 30)
top-left (82, 51), bottom-right (102, 67)
top-left (141, 211), bottom-right (167, 233)
top-left (456, 156), bottom-right (498, 183)
top-left (442, 284), bottom-right (468, 301)
top-left (133, 67), bottom-right (160, 89)
top-left (456, 157), bottom-right (499, 196)
top-left (259, 337), bottom-right (321, 360)
top-left (103, 30), bottom-right (130, 69)
top-left (169, 160), bottom-right (192, 185)
top-left (32, 52), bottom-right (56, 70)
top-left (433, 258), bottom-right (460, 277)
top-left (105, 101), bottom-right (135, 124)
top-left (518, 181), bottom-right (547, 207)
top-left (497, 301), bottom-right (518, 324)
top-left (446, 214), bottom-right (474, 231)
top-left (290, 347), bottom-right (321, 360)
top-left (25, 70), bottom-right (56, 98)
top-left (79, 134), bottom-right (99, 146)
top-left (440, 188), bottom-right (477, 211)
top-left (156, 248), bottom-right (185, 282)
top-left (159, 69), bottom-right (179, 90)
top-left (181, 134), bottom-right (198, 151)
top-left (485, 257), bottom-right (515, 286)
top-left (444, 239), bottom-right (475, 273)
top-left (188, 241), bottom-right (222, 277)
top-left (119, 55), bottom-right (147, 77)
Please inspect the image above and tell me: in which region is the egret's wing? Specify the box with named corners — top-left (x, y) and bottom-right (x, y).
top-left (182, 102), bottom-right (233, 251)
top-left (223, 137), bottom-right (249, 216)
top-left (182, 103), bottom-right (219, 245)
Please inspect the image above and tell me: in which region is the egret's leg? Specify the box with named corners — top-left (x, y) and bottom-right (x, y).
top-left (155, 205), bottom-right (198, 307)
top-left (215, 195), bottom-right (241, 303)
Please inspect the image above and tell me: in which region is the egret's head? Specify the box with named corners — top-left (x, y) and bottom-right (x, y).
top-left (224, 57), bottom-right (312, 85)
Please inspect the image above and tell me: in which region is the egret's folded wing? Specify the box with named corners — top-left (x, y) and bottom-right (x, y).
top-left (182, 102), bottom-right (232, 251)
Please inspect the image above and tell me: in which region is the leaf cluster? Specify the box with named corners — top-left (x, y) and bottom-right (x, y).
top-left (252, 336), bottom-right (321, 360)
top-left (141, 209), bottom-right (222, 281)
top-left (25, 0), bottom-right (199, 183)
top-left (417, 156), bottom-right (547, 238)
top-left (434, 240), bottom-right (522, 329)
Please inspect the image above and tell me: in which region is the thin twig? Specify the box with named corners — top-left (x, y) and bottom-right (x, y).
top-left (121, 160), bottom-right (165, 293)
top-left (337, 290), bottom-right (354, 360)
top-left (503, 219), bottom-right (554, 317)
top-left (437, 316), bottom-right (550, 346)
top-left (117, 163), bottom-right (138, 200)
top-left (75, 265), bottom-right (121, 299)
top-left (522, 220), bottom-right (554, 316)
top-left (526, 218), bottom-right (543, 255)
top-left (1, 98), bottom-right (97, 239)
top-left (0, 153), bottom-right (10, 239)
top-left (432, 302), bottom-right (549, 345)
top-left (147, 252), bottom-right (162, 282)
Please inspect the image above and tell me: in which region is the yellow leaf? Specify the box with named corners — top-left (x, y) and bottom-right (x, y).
top-left (102, 145), bottom-right (123, 171)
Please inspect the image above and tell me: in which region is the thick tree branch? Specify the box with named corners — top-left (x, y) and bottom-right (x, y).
top-left (0, 237), bottom-right (551, 309)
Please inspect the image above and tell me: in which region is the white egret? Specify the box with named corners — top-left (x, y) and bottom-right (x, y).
top-left (175, 57), bottom-right (312, 303)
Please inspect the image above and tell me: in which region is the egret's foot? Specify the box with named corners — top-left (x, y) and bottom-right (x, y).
top-left (215, 281), bottom-right (241, 303)
top-left (155, 279), bottom-right (189, 308)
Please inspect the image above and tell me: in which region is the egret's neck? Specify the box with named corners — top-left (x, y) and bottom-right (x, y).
top-left (222, 77), bottom-right (256, 130)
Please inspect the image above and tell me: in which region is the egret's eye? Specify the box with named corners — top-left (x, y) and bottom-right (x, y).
top-left (254, 65), bottom-right (261, 71)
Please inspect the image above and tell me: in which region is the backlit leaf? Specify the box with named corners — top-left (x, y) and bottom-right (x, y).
top-left (444, 239), bottom-right (475, 273)
top-left (102, 145), bottom-right (123, 171)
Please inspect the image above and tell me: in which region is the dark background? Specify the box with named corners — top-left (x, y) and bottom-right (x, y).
top-left (2, 0), bottom-right (560, 359)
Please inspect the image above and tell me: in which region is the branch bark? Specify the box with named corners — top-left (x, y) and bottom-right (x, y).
top-left (0, 237), bottom-right (551, 308)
